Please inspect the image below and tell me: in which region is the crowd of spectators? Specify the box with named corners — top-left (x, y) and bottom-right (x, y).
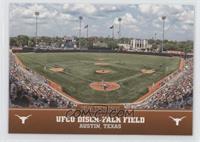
top-left (125, 58), bottom-right (193, 110)
top-left (9, 53), bottom-right (76, 108)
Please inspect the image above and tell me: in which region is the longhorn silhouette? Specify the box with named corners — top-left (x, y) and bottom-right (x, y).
top-left (169, 116), bottom-right (186, 126)
top-left (15, 114), bottom-right (32, 124)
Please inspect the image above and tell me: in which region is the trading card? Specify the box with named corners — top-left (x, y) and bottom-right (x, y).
top-left (9, 2), bottom-right (194, 135)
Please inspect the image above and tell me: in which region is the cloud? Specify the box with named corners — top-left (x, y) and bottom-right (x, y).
top-left (113, 13), bottom-right (137, 25)
top-left (9, 3), bottom-right (194, 40)
top-left (177, 10), bottom-right (194, 25)
top-left (63, 3), bottom-right (97, 15)
top-left (137, 4), bottom-right (194, 33)
top-left (137, 4), bottom-right (187, 17)
top-left (10, 4), bottom-right (58, 21)
top-left (58, 13), bottom-right (76, 22)
top-left (9, 3), bottom-right (77, 28)
top-left (99, 5), bottom-right (121, 12)
top-left (152, 19), bottom-right (162, 28)
top-left (138, 4), bottom-right (159, 14)
top-left (113, 13), bottom-right (139, 32)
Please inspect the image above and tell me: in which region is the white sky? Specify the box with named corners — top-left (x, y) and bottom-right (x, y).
top-left (9, 3), bottom-right (194, 41)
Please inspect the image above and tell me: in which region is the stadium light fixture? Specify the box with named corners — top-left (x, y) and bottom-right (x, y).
top-left (161, 16), bottom-right (166, 53)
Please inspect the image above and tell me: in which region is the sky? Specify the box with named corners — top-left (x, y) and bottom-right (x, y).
top-left (9, 3), bottom-right (194, 41)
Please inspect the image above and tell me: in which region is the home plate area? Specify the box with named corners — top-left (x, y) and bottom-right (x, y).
top-left (89, 81), bottom-right (120, 91)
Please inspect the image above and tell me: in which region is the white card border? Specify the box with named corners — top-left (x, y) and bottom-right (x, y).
top-left (0, 0), bottom-right (200, 141)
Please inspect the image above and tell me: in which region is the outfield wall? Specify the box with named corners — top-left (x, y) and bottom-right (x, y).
top-left (12, 48), bottom-right (193, 58)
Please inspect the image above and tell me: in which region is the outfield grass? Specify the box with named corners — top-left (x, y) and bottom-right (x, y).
top-left (16, 52), bottom-right (180, 103)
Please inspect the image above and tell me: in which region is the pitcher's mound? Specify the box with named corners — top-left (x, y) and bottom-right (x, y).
top-left (89, 82), bottom-right (120, 91)
top-left (141, 69), bottom-right (155, 74)
top-left (95, 63), bottom-right (110, 66)
top-left (95, 69), bottom-right (112, 74)
top-left (50, 67), bottom-right (64, 72)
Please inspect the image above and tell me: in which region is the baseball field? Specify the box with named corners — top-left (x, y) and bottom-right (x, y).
top-left (16, 52), bottom-right (180, 103)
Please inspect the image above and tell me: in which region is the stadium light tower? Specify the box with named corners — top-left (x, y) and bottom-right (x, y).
top-left (78, 16), bottom-right (83, 48)
top-left (161, 16), bottom-right (166, 53)
top-left (35, 11), bottom-right (40, 48)
top-left (79, 16), bottom-right (83, 38)
top-left (118, 17), bottom-right (122, 39)
top-left (110, 25), bottom-right (114, 39)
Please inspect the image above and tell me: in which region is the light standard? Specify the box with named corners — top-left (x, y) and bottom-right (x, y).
top-left (79, 16), bottom-right (83, 48)
top-left (79, 16), bottom-right (83, 37)
top-left (161, 16), bottom-right (166, 53)
top-left (110, 25), bottom-right (114, 39)
top-left (35, 11), bottom-right (39, 48)
top-left (118, 17), bottom-right (122, 39)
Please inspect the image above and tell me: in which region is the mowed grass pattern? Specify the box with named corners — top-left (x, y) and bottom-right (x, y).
top-left (16, 52), bottom-right (180, 103)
